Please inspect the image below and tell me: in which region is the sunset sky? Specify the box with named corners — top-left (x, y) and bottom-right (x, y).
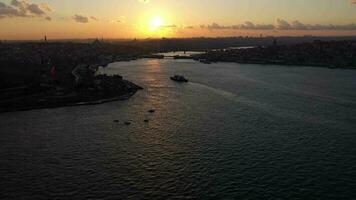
top-left (1, 0), bottom-right (356, 40)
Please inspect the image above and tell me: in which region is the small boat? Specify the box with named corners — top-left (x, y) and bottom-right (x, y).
top-left (199, 59), bottom-right (212, 64)
top-left (170, 75), bottom-right (188, 83)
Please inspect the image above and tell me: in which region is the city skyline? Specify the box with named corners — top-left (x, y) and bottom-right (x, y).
top-left (1, 0), bottom-right (356, 40)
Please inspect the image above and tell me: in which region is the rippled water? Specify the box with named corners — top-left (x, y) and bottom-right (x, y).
top-left (1, 59), bottom-right (356, 199)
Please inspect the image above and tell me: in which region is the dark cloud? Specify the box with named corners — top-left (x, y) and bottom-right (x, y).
top-left (276, 19), bottom-right (356, 30)
top-left (90, 16), bottom-right (98, 21)
top-left (0, 2), bottom-right (19, 18)
top-left (0, 0), bottom-right (51, 20)
top-left (202, 19), bottom-right (356, 31)
top-left (276, 19), bottom-right (291, 30)
top-left (207, 23), bottom-right (230, 30)
top-left (72, 14), bottom-right (89, 23)
top-left (160, 24), bottom-right (177, 28)
top-left (233, 21), bottom-right (275, 30)
top-left (72, 15), bottom-right (99, 23)
top-left (206, 22), bottom-right (274, 30)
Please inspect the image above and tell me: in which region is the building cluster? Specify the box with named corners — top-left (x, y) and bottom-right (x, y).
top-left (0, 41), bottom-right (144, 112)
top-left (196, 40), bottom-right (356, 68)
top-left (0, 41), bottom-right (145, 88)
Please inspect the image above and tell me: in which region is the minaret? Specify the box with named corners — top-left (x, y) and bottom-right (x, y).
top-left (44, 35), bottom-right (47, 43)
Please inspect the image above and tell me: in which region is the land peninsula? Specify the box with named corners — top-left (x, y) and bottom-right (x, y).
top-left (0, 40), bottom-right (145, 113)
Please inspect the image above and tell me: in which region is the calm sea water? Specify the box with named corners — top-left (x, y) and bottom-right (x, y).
top-left (1, 58), bottom-right (356, 199)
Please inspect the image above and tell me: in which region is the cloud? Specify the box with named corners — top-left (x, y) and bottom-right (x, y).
top-left (233, 21), bottom-right (275, 30)
top-left (276, 19), bottom-right (291, 30)
top-left (107, 16), bottom-right (126, 23)
top-left (206, 22), bottom-right (275, 30)
top-left (0, 2), bottom-right (19, 18)
top-left (160, 24), bottom-right (177, 28)
top-left (202, 19), bottom-right (356, 31)
top-left (72, 15), bottom-right (100, 23)
top-left (185, 26), bottom-right (195, 29)
top-left (276, 19), bottom-right (356, 30)
top-left (207, 23), bottom-right (230, 30)
top-left (0, 0), bottom-right (52, 20)
top-left (72, 14), bottom-right (89, 23)
top-left (90, 16), bottom-right (98, 21)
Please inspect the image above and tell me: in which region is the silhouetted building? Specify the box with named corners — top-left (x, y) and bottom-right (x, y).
top-left (273, 38), bottom-right (277, 46)
top-left (93, 38), bottom-right (101, 45)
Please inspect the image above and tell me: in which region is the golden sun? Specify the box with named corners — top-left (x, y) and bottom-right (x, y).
top-left (149, 16), bottom-right (164, 31)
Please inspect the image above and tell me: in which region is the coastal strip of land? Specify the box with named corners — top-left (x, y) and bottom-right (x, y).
top-left (0, 41), bottom-right (145, 113)
top-left (192, 40), bottom-right (356, 69)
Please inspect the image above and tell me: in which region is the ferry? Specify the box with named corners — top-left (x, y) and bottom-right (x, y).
top-left (170, 75), bottom-right (188, 83)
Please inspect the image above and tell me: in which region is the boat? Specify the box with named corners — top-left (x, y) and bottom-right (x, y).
top-left (170, 75), bottom-right (188, 83)
top-left (199, 59), bottom-right (212, 64)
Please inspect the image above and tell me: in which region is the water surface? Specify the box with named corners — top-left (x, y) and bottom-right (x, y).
top-left (1, 59), bottom-right (356, 199)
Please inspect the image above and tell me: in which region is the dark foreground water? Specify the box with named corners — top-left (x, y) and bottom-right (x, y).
top-left (1, 59), bottom-right (356, 199)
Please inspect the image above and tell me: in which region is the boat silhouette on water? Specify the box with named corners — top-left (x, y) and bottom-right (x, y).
top-left (170, 75), bottom-right (188, 83)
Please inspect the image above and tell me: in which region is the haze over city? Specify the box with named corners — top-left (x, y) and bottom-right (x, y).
top-left (1, 0), bottom-right (356, 39)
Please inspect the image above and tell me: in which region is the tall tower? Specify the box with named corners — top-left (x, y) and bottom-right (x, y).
top-left (44, 35), bottom-right (47, 43)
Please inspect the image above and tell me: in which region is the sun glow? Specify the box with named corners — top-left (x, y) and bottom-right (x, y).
top-left (149, 16), bottom-right (164, 31)
top-left (136, 12), bottom-right (175, 37)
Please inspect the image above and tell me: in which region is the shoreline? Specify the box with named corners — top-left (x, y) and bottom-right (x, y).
top-left (0, 90), bottom-right (140, 114)
top-left (198, 59), bottom-right (356, 69)
top-left (0, 75), bottom-right (143, 114)
top-left (143, 52), bottom-right (356, 69)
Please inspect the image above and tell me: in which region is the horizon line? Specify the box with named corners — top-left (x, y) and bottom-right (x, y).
top-left (2, 35), bottom-right (356, 42)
